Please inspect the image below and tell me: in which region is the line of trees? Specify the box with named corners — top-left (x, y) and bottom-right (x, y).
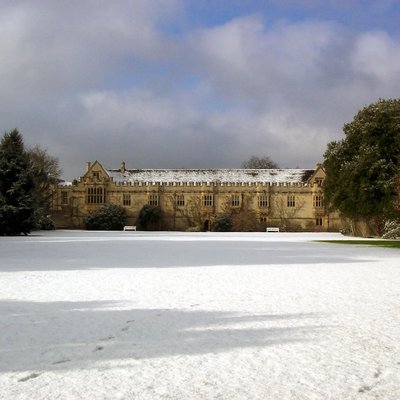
top-left (0, 129), bottom-right (61, 235)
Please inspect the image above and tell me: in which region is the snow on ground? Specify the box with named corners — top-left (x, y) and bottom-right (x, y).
top-left (0, 231), bottom-right (399, 400)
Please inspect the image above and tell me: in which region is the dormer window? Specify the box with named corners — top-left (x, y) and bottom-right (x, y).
top-left (315, 178), bottom-right (323, 187)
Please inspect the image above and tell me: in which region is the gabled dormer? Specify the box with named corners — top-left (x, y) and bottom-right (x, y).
top-left (308, 164), bottom-right (326, 188)
top-left (81, 161), bottom-right (109, 205)
top-left (82, 161), bottom-right (110, 183)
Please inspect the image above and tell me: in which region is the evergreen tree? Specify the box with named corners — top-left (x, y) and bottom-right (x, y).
top-left (323, 99), bottom-right (400, 234)
top-left (0, 129), bottom-right (35, 235)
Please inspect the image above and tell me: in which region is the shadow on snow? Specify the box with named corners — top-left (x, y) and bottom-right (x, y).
top-left (0, 300), bottom-right (330, 373)
top-left (0, 237), bottom-right (378, 272)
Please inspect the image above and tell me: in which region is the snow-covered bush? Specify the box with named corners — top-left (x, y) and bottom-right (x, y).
top-left (34, 211), bottom-right (55, 230)
top-left (382, 219), bottom-right (400, 239)
top-left (85, 204), bottom-right (127, 230)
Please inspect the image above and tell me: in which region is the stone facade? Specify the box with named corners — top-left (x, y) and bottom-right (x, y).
top-left (51, 160), bottom-right (342, 231)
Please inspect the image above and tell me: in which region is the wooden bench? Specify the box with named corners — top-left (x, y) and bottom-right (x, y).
top-left (266, 227), bottom-right (280, 232)
top-left (123, 226), bottom-right (137, 231)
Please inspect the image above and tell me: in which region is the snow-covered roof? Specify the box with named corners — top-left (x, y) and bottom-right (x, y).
top-left (106, 168), bottom-right (315, 184)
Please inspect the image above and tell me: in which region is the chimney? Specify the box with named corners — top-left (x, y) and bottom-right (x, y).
top-left (86, 162), bottom-right (91, 172)
top-left (120, 160), bottom-right (126, 173)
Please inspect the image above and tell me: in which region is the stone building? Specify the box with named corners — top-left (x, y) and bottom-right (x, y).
top-left (51, 160), bottom-right (342, 231)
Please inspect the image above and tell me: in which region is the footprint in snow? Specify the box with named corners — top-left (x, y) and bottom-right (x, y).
top-left (358, 385), bottom-right (372, 393)
top-left (94, 346), bottom-right (104, 352)
top-left (52, 359), bottom-right (71, 365)
top-left (358, 368), bottom-right (383, 393)
top-left (100, 335), bottom-right (115, 341)
top-left (18, 373), bottom-right (41, 382)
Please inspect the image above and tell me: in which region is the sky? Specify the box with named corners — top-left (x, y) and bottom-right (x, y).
top-left (1, 0), bottom-right (400, 179)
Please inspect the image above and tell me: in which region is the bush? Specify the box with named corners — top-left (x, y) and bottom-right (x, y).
top-left (212, 213), bottom-right (231, 232)
top-left (34, 210), bottom-right (56, 230)
top-left (382, 219), bottom-right (400, 239)
top-left (85, 204), bottom-right (127, 230)
top-left (137, 205), bottom-right (161, 230)
top-left (230, 211), bottom-right (261, 231)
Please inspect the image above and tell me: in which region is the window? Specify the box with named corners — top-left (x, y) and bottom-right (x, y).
top-left (258, 195), bottom-right (268, 208)
top-left (202, 194), bottom-right (213, 207)
top-left (316, 217), bottom-right (323, 226)
top-left (315, 178), bottom-right (323, 187)
top-left (260, 216), bottom-right (267, 223)
top-left (61, 191), bottom-right (68, 205)
top-left (148, 194), bottom-right (159, 206)
top-left (123, 194), bottom-right (131, 206)
top-left (287, 195), bottom-right (296, 207)
top-left (92, 171), bottom-right (100, 179)
top-left (231, 194), bottom-right (240, 207)
top-left (176, 194), bottom-right (185, 207)
top-left (87, 187), bottom-right (105, 204)
top-left (313, 195), bottom-right (323, 208)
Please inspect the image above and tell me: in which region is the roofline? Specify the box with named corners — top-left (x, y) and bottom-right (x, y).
top-left (107, 168), bottom-right (315, 172)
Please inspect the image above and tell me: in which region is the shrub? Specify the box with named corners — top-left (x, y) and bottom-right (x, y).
top-left (34, 210), bottom-right (56, 230)
top-left (382, 219), bottom-right (400, 239)
top-left (230, 210), bottom-right (261, 231)
top-left (212, 213), bottom-right (231, 232)
top-left (137, 205), bottom-right (161, 230)
top-left (85, 204), bottom-right (127, 230)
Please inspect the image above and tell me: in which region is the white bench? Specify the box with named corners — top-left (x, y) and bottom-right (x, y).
top-left (266, 227), bottom-right (280, 232)
top-left (123, 226), bottom-right (136, 231)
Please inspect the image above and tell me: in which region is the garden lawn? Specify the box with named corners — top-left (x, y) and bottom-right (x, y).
top-left (316, 239), bottom-right (400, 248)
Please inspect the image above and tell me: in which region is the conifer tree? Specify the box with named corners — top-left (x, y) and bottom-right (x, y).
top-left (0, 129), bottom-right (35, 235)
top-left (323, 99), bottom-right (400, 235)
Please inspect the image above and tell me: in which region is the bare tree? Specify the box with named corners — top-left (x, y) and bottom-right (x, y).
top-left (27, 145), bottom-right (62, 229)
top-left (220, 194), bottom-right (263, 231)
top-left (28, 145), bottom-right (62, 211)
top-left (168, 195), bottom-right (205, 231)
top-left (241, 156), bottom-right (278, 169)
top-left (272, 194), bottom-right (305, 231)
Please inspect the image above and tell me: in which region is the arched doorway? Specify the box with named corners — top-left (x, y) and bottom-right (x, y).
top-left (204, 219), bottom-right (211, 231)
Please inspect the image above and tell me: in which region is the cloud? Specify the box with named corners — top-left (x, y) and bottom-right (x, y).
top-left (0, 2), bottom-right (399, 178)
top-left (351, 31), bottom-right (400, 82)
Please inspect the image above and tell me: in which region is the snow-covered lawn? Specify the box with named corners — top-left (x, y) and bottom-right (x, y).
top-left (0, 231), bottom-right (399, 400)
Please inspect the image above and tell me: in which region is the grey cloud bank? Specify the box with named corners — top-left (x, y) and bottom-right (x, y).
top-left (1, 1), bottom-right (400, 179)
